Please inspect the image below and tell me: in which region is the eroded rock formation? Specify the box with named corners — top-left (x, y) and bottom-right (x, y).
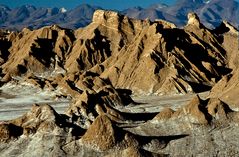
top-left (0, 9), bottom-right (236, 95)
top-left (0, 10), bottom-right (239, 156)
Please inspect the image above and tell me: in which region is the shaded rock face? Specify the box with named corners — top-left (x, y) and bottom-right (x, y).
top-left (0, 10), bottom-right (239, 157)
top-left (2, 25), bottom-right (75, 77)
top-left (208, 21), bottom-right (239, 109)
top-left (0, 30), bottom-right (15, 66)
top-left (0, 123), bottom-right (23, 142)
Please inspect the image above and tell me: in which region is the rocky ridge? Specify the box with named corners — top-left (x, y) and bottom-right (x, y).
top-left (0, 10), bottom-right (234, 95)
top-left (0, 10), bottom-right (238, 156)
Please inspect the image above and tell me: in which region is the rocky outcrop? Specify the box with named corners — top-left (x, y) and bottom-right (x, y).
top-left (124, 96), bottom-right (239, 156)
top-left (65, 74), bottom-right (133, 128)
top-left (187, 12), bottom-right (201, 27)
top-left (9, 104), bottom-right (69, 135)
top-left (1, 25), bottom-right (75, 77)
top-left (68, 10), bottom-right (230, 95)
top-left (0, 10), bottom-right (234, 96)
top-left (207, 21), bottom-right (239, 109)
top-left (214, 21), bottom-right (239, 71)
top-left (152, 96), bottom-right (234, 125)
top-left (80, 115), bottom-right (117, 151)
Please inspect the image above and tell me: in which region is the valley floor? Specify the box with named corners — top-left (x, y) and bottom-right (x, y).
top-left (0, 85), bottom-right (209, 121)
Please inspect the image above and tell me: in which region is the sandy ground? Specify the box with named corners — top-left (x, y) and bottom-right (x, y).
top-left (0, 99), bottom-right (70, 121)
top-left (0, 82), bottom-right (209, 121)
top-left (120, 92), bottom-right (209, 113)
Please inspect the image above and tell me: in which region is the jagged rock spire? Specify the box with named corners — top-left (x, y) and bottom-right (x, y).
top-left (187, 12), bottom-right (201, 27)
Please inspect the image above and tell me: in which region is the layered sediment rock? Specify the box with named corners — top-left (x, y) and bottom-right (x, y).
top-left (0, 9), bottom-right (235, 95)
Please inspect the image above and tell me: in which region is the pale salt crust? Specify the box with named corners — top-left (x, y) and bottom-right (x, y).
top-left (0, 82), bottom-right (71, 121)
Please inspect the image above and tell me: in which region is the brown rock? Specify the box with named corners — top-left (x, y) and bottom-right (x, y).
top-left (207, 98), bottom-right (233, 120)
top-left (80, 115), bottom-right (116, 151)
top-left (174, 95), bottom-right (210, 124)
top-left (153, 108), bottom-right (175, 121)
top-left (10, 104), bottom-right (63, 135)
top-left (0, 10), bottom-right (233, 96)
top-left (187, 12), bottom-right (201, 28)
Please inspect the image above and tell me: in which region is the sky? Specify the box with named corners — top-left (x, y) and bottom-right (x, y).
top-left (0, 0), bottom-right (177, 10)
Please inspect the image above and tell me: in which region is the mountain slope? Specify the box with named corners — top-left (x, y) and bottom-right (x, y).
top-left (0, 10), bottom-right (236, 96)
top-left (197, 0), bottom-right (239, 27)
top-left (123, 0), bottom-right (239, 28)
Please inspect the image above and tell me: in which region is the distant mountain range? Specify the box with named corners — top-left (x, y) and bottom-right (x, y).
top-left (0, 0), bottom-right (238, 30)
top-left (0, 4), bottom-right (100, 30)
